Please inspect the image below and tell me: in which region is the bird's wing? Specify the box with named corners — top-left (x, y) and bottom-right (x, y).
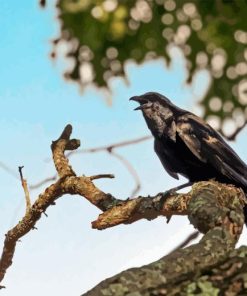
top-left (177, 114), bottom-right (247, 187)
top-left (154, 138), bottom-right (179, 179)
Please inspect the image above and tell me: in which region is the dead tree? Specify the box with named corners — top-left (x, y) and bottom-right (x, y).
top-left (0, 125), bottom-right (246, 295)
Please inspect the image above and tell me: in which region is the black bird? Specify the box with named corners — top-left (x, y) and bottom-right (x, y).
top-left (130, 92), bottom-right (247, 219)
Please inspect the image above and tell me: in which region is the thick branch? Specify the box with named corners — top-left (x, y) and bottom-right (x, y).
top-left (83, 182), bottom-right (246, 295)
top-left (91, 191), bottom-right (191, 229)
top-left (1, 124), bottom-right (246, 293)
top-left (0, 125), bottom-right (145, 285)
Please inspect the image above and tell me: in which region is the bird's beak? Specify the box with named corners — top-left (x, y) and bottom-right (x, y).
top-left (129, 96), bottom-right (151, 111)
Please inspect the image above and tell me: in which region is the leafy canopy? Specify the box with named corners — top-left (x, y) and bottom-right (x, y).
top-left (53, 0), bottom-right (247, 134)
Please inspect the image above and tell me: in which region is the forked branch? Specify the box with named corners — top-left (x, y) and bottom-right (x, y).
top-left (0, 124), bottom-right (246, 292)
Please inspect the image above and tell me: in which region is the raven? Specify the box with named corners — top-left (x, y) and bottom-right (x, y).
top-left (130, 92), bottom-right (247, 220)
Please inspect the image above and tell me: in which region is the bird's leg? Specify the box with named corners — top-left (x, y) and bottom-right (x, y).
top-left (163, 181), bottom-right (194, 197)
top-left (157, 181), bottom-right (193, 213)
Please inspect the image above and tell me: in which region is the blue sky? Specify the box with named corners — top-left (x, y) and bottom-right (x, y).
top-left (1, 1), bottom-right (247, 295)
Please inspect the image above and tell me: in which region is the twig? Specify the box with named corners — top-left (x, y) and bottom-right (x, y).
top-left (18, 166), bottom-right (31, 213)
top-left (67, 135), bottom-right (152, 156)
top-left (0, 160), bottom-right (56, 191)
top-left (39, 0), bottom-right (46, 8)
top-left (108, 150), bottom-right (141, 197)
top-left (90, 174), bottom-right (115, 180)
top-left (0, 125), bottom-right (118, 285)
top-left (225, 121), bottom-right (247, 141)
top-left (167, 231), bottom-right (200, 255)
top-left (40, 135), bottom-right (151, 195)
top-left (67, 135), bottom-right (151, 196)
top-left (0, 161), bottom-right (19, 180)
top-left (29, 175), bottom-right (57, 190)
top-left (0, 125), bottom-right (246, 288)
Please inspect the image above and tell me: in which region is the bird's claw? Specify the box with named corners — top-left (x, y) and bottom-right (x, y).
top-left (155, 189), bottom-right (176, 211)
top-left (157, 191), bottom-right (175, 223)
top-left (160, 189), bottom-right (176, 200)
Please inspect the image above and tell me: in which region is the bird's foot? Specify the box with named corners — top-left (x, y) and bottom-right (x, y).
top-left (162, 182), bottom-right (193, 200)
top-left (157, 182), bottom-right (193, 209)
top-left (158, 188), bottom-right (176, 202)
top-left (157, 190), bottom-right (175, 224)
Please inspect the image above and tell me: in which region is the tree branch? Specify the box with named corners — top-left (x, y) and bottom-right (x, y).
top-left (168, 230), bottom-right (200, 255)
top-left (39, 0), bottom-right (46, 8)
top-left (224, 120), bottom-right (247, 141)
top-left (67, 135), bottom-right (152, 155)
top-left (84, 182), bottom-right (246, 295)
top-left (29, 175), bottom-right (57, 190)
top-left (36, 135), bottom-right (151, 195)
top-left (108, 150), bottom-right (141, 197)
top-left (18, 166), bottom-right (31, 213)
top-left (0, 161), bottom-right (19, 180)
top-left (0, 124), bottom-right (246, 293)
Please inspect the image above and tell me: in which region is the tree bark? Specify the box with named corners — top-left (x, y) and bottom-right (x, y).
top-left (83, 182), bottom-right (247, 296)
top-left (0, 125), bottom-right (246, 295)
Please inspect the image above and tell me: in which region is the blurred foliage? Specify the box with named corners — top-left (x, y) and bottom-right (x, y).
top-left (51, 0), bottom-right (247, 134)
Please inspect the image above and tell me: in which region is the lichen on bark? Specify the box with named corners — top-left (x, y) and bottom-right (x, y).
top-left (0, 124), bottom-right (246, 295)
top-left (83, 182), bottom-right (247, 296)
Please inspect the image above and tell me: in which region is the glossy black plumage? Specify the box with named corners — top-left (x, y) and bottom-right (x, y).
top-left (130, 92), bottom-right (247, 221)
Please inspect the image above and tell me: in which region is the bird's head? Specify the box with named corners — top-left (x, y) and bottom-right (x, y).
top-left (130, 92), bottom-right (173, 114)
top-left (130, 92), bottom-right (176, 136)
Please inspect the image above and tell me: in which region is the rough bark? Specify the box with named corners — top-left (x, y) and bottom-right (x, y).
top-left (83, 246), bottom-right (247, 295)
top-left (0, 125), bottom-right (200, 286)
top-left (0, 125), bottom-right (246, 295)
top-left (83, 182), bottom-right (247, 295)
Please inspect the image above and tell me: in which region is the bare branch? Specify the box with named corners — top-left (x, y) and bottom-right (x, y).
top-left (90, 174), bottom-right (115, 180)
top-left (67, 135), bottom-right (152, 156)
top-left (0, 125), bottom-right (119, 284)
top-left (18, 166), bottom-right (31, 213)
top-left (0, 160), bottom-right (56, 191)
top-left (67, 135), bottom-right (151, 196)
top-left (29, 175), bottom-right (57, 190)
top-left (0, 161), bottom-right (19, 180)
top-left (90, 188), bottom-right (184, 230)
top-left (109, 150), bottom-right (141, 197)
top-left (0, 178), bottom-right (62, 283)
top-left (84, 180), bottom-right (246, 295)
top-left (224, 120), bottom-right (247, 141)
top-left (40, 135), bottom-right (151, 195)
top-left (39, 0), bottom-right (46, 8)
top-left (91, 181), bottom-right (246, 231)
top-left (1, 125), bottom-right (245, 289)
top-left (168, 231), bottom-right (200, 255)
top-left (51, 124), bottom-right (80, 178)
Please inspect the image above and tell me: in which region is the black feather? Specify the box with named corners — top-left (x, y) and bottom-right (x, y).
top-left (130, 92), bottom-right (247, 223)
